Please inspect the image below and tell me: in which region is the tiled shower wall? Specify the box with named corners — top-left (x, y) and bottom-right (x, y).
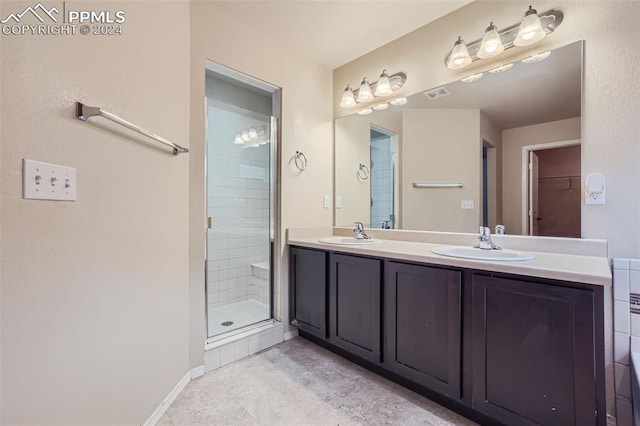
top-left (370, 136), bottom-right (395, 228)
top-left (613, 258), bottom-right (640, 426)
top-left (207, 107), bottom-right (270, 309)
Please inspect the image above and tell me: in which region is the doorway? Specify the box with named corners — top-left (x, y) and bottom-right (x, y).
top-left (370, 125), bottom-right (398, 229)
top-left (523, 141), bottom-right (581, 237)
top-left (204, 62), bottom-right (280, 341)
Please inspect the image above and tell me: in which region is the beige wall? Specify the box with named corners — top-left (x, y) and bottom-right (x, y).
top-left (334, 112), bottom-right (402, 227)
top-left (402, 109), bottom-right (480, 232)
top-left (189, 1), bottom-right (334, 365)
top-left (1, 1), bottom-right (190, 424)
top-left (502, 117), bottom-right (581, 234)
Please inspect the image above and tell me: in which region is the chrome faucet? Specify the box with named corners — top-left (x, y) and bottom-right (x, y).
top-left (475, 226), bottom-right (501, 250)
top-left (353, 222), bottom-right (371, 239)
top-left (381, 220), bottom-right (391, 229)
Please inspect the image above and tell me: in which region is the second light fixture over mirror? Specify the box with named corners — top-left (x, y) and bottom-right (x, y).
top-left (340, 69), bottom-right (407, 110)
top-left (446, 5), bottom-right (563, 70)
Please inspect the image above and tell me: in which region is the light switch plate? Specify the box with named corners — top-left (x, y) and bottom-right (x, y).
top-left (336, 195), bottom-right (343, 209)
top-left (23, 159), bottom-right (77, 201)
top-left (323, 195), bottom-right (331, 208)
top-left (461, 200), bottom-right (474, 209)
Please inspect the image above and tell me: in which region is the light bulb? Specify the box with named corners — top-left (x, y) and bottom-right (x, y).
top-left (373, 103), bottom-right (389, 111)
top-left (357, 108), bottom-right (373, 115)
top-left (249, 127), bottom-right (258, 139)
top-left (477, 22), bottom-right (504, 59)
top-left (356, 78), bottom-right (373, 103)
top-left (374, 70), bottom-right (392, 97)
top-left (340, 85), bottom-right (356, 108)
top-left (514, 6), bottom-right (546, 46)
top-left (446, 36), bottom-right (472, 70)
top-left (241, 130), bottom-right (250, 141)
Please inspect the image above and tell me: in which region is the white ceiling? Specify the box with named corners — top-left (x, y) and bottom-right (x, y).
top-left (211, 1), bottom-right (474, 69)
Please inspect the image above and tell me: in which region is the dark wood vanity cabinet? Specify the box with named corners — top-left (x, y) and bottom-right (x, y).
top-left (329, 253), bottom-right (382, 363)
top-left (471, 273), bottom-right (601, 426)
top-left (289, 246), bottom-right (605, 426)
top-left (383, 262), bottom-right (462, 399)
top-left (289, 247), bottom-right (328, 339)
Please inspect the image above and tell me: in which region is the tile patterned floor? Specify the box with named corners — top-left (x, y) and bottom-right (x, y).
top-left (208, 299), bottom-right (270, 337)
top-left (160, 337), bottom-right (476, 425)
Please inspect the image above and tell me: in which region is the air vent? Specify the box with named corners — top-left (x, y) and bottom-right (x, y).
top-left (423, 86), bottom-right (450, 100)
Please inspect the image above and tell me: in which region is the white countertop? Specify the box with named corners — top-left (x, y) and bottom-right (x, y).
top-left (287, 231), bottom-right (612, 287)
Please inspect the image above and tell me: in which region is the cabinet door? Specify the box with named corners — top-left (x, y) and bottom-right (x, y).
top-left (290, 247), bottom-right (327, 339)
top-left (384, 262), bottom-right (462, 399)
top-left (329, 253), bottom-right (381, 363)
top-left (471, 274), bottom-right (596, 426)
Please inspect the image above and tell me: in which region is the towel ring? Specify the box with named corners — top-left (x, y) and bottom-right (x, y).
top-left (357, 163), bottom-right (370, 180)
top-left (294, 151), bottom-right (308, 171)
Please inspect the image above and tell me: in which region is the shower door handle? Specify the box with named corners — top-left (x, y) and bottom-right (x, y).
top-left (207, 217), bottom-right (214, 229)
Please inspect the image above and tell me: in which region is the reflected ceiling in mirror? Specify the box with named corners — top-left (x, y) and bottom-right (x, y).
top-left (334, 41), bottom-right (583, 237)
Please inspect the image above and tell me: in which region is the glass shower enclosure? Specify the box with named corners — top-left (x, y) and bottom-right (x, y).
top-left (205, 65), bottom-right (277, 339)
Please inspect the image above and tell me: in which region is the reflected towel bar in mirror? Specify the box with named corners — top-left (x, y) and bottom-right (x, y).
top-left (75, 102), bottom-right (189, 155)
top-left (412, 183), bottom-right (463, 188)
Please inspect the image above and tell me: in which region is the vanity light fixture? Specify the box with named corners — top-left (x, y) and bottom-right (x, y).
top-left (357, 108), bottom-right (373, 115)
top-left (488, 63), bottom-right (514, 73)
top-left (340, 70), bottom-right (407, 109)
top-left (356, 78), bottom-right (374, 103)
top-left (446, 37), bottom-right (472, 70)
top-left (444, 7), bottom-right (562, 70)
top-left (477, 22), bottom-right (504, 59)
top-left (233, 135), bottom-right (244, 145)
top-left (514, 6), bottom-right (546, 46)
top-left (390, 97), bottom-right (408, 106)
top-left (234, 126), bottom-right (265, 146)
top-left (460, 73), bottom-right (484, 83)
top-left (521, 50), bottom-right (551, 63)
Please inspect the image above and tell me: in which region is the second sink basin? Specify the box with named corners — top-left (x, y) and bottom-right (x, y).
top-left (431, 246), bottom-right (534, 261)
top-left (318, 236), bottom-right (382, 245)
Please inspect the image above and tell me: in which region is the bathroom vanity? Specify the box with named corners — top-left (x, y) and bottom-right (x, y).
top-left (288, 229), bottom-right (610, 426)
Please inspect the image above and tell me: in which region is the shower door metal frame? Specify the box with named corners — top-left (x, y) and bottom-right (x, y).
top-left (203, 60), bottom-right (281, 343)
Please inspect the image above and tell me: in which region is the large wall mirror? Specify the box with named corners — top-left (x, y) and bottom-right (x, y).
top-left (335, 41), bottom-right (583, 237)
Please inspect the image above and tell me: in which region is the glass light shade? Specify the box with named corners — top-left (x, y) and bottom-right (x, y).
top-left (373, 103), bottom-right (389, 111)
top-left (460, 73), bottom-right (483, 83)
top-left (514, 6), bottom-right (546, 46)
top-left (477, 23), bottom-right (504, 59)
top-left (357, 108), bottom-right (373, 115)
top-left (374, 70), bottom-right (392, 97)
top-left (249, 128), bottom-right (258, 139)
top-left (241, 130), bottom-right (250, 141)
top-left (234, 135), bottom-right (244, 145)
top-left (446, 37), bottom-right (472, 70)
top-left (488, 63), bottom-right (514, 73)
top-left (390, 97), bottom-right (408, 106)
top-left (521, 51), bottom-right (551, 63)
top-left (356, 78), bottom-right (373, 103)
top-left (339, 85), bottom-right (356, 108)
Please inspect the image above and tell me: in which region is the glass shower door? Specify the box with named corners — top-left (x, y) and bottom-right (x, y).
top-left (206, 99), bottom-right (273, 338)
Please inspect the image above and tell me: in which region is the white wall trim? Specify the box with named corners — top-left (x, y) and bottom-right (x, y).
top-left (284, 328), bottom-right (298, 341)
top-left (189, 365), bottom-right (205, 379)
top-left (144, 365), bottom-right (204, 426)
top-left (520, 139), bottom-right (582, 234)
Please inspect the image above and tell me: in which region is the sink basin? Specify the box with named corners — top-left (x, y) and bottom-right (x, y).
top-left (431, 246), bottom-right (534, 261)
top-left (318, 236), bottom-right (382, 245)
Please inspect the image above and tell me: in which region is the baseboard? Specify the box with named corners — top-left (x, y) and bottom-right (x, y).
top-left (284, 328), bottom-right (298, 341)
top-left (190, 365), bottom-right (205, 379)
top-left (143, 365), bottom-right (204, 425)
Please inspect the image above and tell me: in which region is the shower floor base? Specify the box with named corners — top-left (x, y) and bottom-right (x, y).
top-left (208, 299), bottom-right (270, 337)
